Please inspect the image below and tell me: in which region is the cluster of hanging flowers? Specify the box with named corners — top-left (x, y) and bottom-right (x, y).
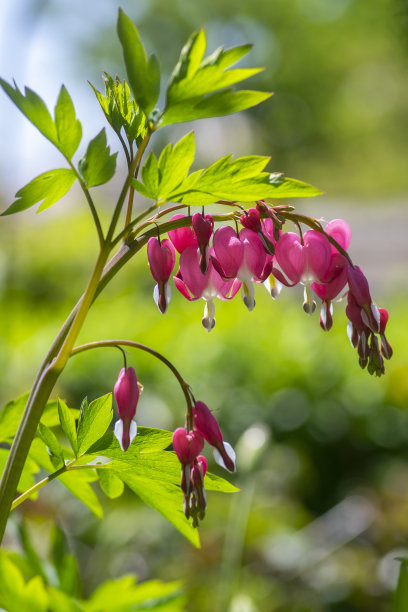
top-left (114, 201), bottom-right (392, 526)
top-left (146, 203), bottom-right (392, 378)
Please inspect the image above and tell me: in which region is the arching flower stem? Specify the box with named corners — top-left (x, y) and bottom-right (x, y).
top-left (70, 340), bottom-right (194, 429)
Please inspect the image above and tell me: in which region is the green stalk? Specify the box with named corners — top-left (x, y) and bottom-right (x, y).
top-left (11, 462), bottom-right (103, 511)
top-left (71, 339), bottom-right (193, 428)
top-left (0, 245), bottom-right (111, 543)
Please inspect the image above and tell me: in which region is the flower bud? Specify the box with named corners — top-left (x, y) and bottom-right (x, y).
top-left (192, 213), bottom-right (214, 274)
top-left (172, 428), bottom-right (204, 466)
top-left (113, 367), bottom-right (139, 451)
top-left (240, 208), bottom-right (262, 233)
top-left (192, 401), bottom-right (236, 472)
top-left (147, 237), bottom-right (175, 314)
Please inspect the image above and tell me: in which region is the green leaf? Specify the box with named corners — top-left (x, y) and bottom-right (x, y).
top-left (132, 132), bottom-right (195, 203)
top-left (139, 152), bottom-right (159, 198)
top-left (0, 78), bottom-right (58, 146)
top-left (163, 31), bottom-right (270, 125)
top-left (76, 394), bottom-right (112, 456)
top-left (58, 470), bottom-right (103, 519)
top-left (58, 399), bottom-right (78, 456)
top-left (0, 449), bottom-right (39, 494)
top-left (97, 469), bottom-right (124, 499)
top-left (394, 558), bottom-right (408, 612)
top-left (168, 30), bottom-right (206, 87)
top-left (0, 552), bottom-right (26, 612)
top-left (117, 9), bottom-right (160, 116)
top-left (118, 469), bottom-right (200, 547)
top-left (205, 471), bottom-right (239, 493)
top-left (37, 423), bottom-right (64, 468)
top-left (23, 576), bottom-right (48, 612)
top-left (264, 173), bottom-right (323, 198)
top-left (162, 89), bottom-right (271, 125)
top-left (84, 576), bottom-right (184, 612)
top-left (48, 587), bottom-right (83, 612)
top-left (54, 86), bottom-right (82, 159)
top-left (78, 130), bottom-right (117, 188)
top-left (88, 427), bottom-right (236, 546)
top-left (173, 156), bottom-right (322, 203)
top-left (90, 74), bottom-right (147, 146)
top-left (1, 169), bottom-right (76, 215)
top-left (0, 393), bottom-right (29, 442)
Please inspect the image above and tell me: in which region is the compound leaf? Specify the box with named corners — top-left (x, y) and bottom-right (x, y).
top-left (54, 86), bottom-right (82, 159)
top-left (78, 129), bottom-right (117, 188)
top-left (117, 9), bottom-right (160, 116)
top-left (1, 169), bottom-right (76, 216)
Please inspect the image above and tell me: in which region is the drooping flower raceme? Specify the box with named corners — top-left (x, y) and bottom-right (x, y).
top-left (147, 237), bottom-right (176, 314)
top-left (114, 366), bottom-right (140, 451)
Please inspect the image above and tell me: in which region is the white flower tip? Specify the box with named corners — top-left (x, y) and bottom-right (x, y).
top-left (213, 441), bottom-right (236, 473)
top-left (114, 419), bottom-right (138, 451)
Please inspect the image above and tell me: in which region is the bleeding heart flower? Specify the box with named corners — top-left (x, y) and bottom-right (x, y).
top-left (147, 237), bottom-right (175, 313)
top-left (113, 367), bottom-right (139, 451)
top-left (192, 401), bottom-right (236, 473)
top-left (167, 214), bottom-right (197, 254)
top-left (174, 244), bottom-right (240, 331)
top-left (212, 226), bottom-right (271, 311)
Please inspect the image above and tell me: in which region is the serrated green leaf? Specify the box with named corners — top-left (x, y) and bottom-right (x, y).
top-left (76, 394), bottom-right (112, 456)
top-left (84, 577), bottom-right (184, 612)
top-left (58, 399), bottom-right (78, 455)
top-left (132, 132), bottom-right (195, 202)
top-left (0, 393), bottom-right (29, 442)
top-left (0, 552), bottom-right (26, 612)
top-left (131, 179), bottom-right (154, 199)
top-left (164, 34), bottom-right (269, 125)
top-left (0, 448), bottom-right (39, 494)
top-left (88, 428), bottom-right (236, 545)
top-left (168, 30), bottom-right (206, 88)
top-left (210, 44), bottom-right (253, 70)
top-left (23, 576), bottom-right (48, 612)
top-left (37, 423), bottom-right (64, 467)
top-left (162, 89), bottom-right (271, 126)
top-left (118, 470), bottom-right (200, 547)
top-left (140, 152), bottom-right (159, 197)
top-left (157, 132), bottom-right (195, 199)
top-left (117, 9), bottom-right (160, 116)
top-left (54, 86), bottom-right (82, 159)
top-left (90, 75), bottom-right (147, 146)
top-left (97, 469), bottom-right (124, 499)
top-left (48, 587), bottom-right (83, 612)
top-left (0, 78), bottom-right (58, 146)
top-left (78, 130), bottom-right (117, 188)
top-left (172, 156), bottom-right (322, 203)
top-left (263, 174), bottom-right (323, 198)
top-left (58, 471), bottom-right (103, 519)
top-left (89, 426), bottom-right (172, 456)
top-left (1, 169), bottom-right (76, 216)
top-left (205, 472), bottom-right (239, 493)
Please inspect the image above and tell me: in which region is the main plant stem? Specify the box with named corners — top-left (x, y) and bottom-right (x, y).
top-left (0, 245), bottom-right (111, 543)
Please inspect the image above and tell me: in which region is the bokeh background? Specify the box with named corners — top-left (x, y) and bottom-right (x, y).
top-left (1, 1), bottom-right (408, 610)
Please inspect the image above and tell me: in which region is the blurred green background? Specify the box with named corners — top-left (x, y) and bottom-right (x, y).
top-left (1, 1), bottom-right (408, 611)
